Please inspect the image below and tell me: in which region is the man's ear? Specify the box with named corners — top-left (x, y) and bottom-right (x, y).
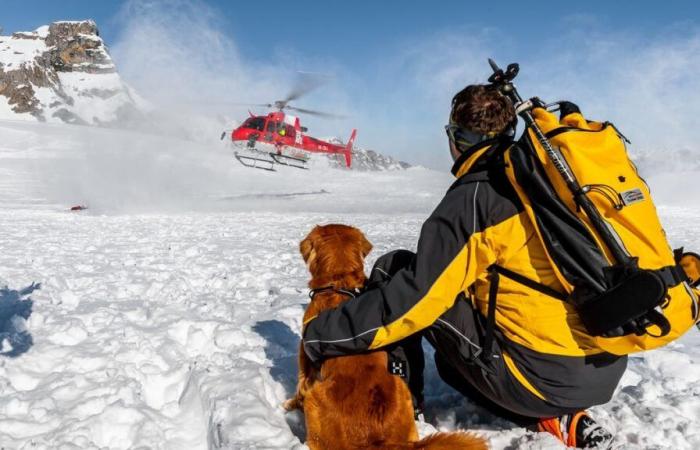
top-left (300, 228), bottom-right (317, 263)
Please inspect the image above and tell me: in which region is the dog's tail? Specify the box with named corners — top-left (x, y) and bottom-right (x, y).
top-left (379, 431), bottom-right (488, 450)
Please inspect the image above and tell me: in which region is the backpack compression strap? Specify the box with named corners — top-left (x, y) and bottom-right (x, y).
top-left (481, 264), bottom-right (567, 363)
top-left (655, 264), bottom-right (689, 288)
top-left (485, 264), bottom-right (685, 340)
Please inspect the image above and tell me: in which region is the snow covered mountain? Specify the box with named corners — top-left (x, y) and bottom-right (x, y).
top-left (0, 20), bottom-right (141, 125)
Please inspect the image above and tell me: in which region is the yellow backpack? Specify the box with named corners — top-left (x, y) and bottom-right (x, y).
top-left (487, 60), bottom-right (699, 355)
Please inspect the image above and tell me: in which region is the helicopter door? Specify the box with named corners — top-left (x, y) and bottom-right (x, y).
top-left (264, 121), bottom-right (278, 142)
top-left (283, 124), bottom-right (295, 142)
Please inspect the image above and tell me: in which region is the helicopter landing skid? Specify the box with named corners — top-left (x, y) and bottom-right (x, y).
top-left (234, 151), bottom-right (276, 171)
top-left (269, 152), bottom-right (309, 170)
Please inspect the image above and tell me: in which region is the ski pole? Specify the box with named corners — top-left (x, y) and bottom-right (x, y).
top-left (487, 59), bottom-right (632, 267)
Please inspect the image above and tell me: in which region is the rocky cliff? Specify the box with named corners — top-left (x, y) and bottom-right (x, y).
top-left (0, 20), bottom-right (140, 124)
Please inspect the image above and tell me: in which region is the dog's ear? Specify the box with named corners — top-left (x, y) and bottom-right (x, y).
top-left (357, 231), bottom-right (373, 258)
top-left (300, 227), bottom-right (317, 263)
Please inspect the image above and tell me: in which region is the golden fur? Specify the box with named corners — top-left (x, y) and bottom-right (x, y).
top-left (285, 224), bottom-right (488, 450)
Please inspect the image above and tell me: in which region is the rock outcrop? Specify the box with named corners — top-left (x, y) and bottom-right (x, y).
top-left (0, 21), bottom-right (140, 124)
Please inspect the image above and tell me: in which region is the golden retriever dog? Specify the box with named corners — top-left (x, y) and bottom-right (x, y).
top-left (284, 224), bottom-right (488, 450)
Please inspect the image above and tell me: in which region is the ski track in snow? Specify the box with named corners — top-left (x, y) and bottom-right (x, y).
top-left (0, 121), bottom-right (698, 449)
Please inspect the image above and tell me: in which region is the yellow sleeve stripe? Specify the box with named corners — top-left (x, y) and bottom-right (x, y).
top-left (368, 233), bottom-right (488, 350)
top-left (303, 315), bottom-right (318, 327)
top-left (502, 350), bottom-right (547, 401)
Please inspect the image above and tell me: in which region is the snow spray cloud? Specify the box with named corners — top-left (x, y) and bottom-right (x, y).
top-left (29, 0), bottom-right (258, 213)
top-left (110, 0), bottom-right (286, 141)
top-left (37, 5), bottom-right (700, 210)
top-left (110, 0), bottom-right (354, 142)
top-left (38, 0), bottom-right (292, 212)
top-left (36, 0), bottom-right (363, 213)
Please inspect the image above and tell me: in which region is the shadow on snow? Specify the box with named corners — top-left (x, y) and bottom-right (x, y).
top-left (0, 282), bottom-right (40, 358)
top-left (252, 319), bottom-right (306, 442)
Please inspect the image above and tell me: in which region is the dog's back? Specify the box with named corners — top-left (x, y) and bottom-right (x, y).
top-left (294, 225), bottom-right (488, 450)
top-left (304, 329), bottom-right (418, 449)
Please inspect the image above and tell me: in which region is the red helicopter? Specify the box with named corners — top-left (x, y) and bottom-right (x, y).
top-left (226, 76), bottom-right (357, 171)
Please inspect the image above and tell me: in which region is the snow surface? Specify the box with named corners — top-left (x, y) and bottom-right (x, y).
top-left (0, 32), bottom-right (48, 68)
top-left (0, 119), bottom-right (698, 449)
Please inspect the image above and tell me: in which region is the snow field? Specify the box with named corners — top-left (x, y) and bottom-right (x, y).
top-left (1, 208), bottom-right (698, 449)
top-left (0, 211), bottom-right (423, 449)
top-left (0, 120), bottom-right (698, 449)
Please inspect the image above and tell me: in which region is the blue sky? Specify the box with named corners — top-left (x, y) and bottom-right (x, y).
top-left (3, 1), bottom-right (700, 168)
top-left (3, 1), bottom-right (699, 63)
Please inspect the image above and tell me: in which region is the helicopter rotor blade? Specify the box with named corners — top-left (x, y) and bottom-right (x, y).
top-left (281, 72), bottom-right (331, 104)
top-left (233, 102), bottom-right (273, 107)
top-left (202, 101), bottom-right (273, 108)
top-left (285, 105), bottom-right (347, 119)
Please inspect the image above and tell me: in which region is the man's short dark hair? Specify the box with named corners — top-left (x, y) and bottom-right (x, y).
top-left (450, 84), bottom-right (515, 135)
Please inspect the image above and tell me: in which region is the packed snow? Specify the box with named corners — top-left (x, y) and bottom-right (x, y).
top-left (0, 118), bottom-right (699, 450)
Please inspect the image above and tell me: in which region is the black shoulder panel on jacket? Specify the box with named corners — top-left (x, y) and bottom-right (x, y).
top-left (302, 169), bottom-right (524, 362)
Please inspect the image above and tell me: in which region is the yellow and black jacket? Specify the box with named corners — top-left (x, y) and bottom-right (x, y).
top-left (303, 140), bottom-right (629, 410)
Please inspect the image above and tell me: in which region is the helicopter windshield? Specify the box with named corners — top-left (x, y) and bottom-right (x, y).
top-left (244, 117), bottom-right (265, 131)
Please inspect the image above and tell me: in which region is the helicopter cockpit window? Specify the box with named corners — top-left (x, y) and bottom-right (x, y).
top-left (266, 121), bottom-right (281, 132)
top-left (244, 117), bottom-right (265, 131)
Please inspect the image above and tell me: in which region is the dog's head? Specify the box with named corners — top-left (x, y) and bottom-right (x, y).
top-left (300, 224), bottom-right (372, 284)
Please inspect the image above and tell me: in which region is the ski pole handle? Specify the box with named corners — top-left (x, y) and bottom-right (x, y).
top-left (486, 60), bottom-right (578, 188)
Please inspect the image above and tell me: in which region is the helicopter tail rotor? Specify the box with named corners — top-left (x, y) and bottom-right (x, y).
top-left (343, 129), bottom-right (357, 168)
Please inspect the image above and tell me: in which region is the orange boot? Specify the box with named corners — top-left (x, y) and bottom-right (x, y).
top-left (537, 411), bottom-right (614, 448)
